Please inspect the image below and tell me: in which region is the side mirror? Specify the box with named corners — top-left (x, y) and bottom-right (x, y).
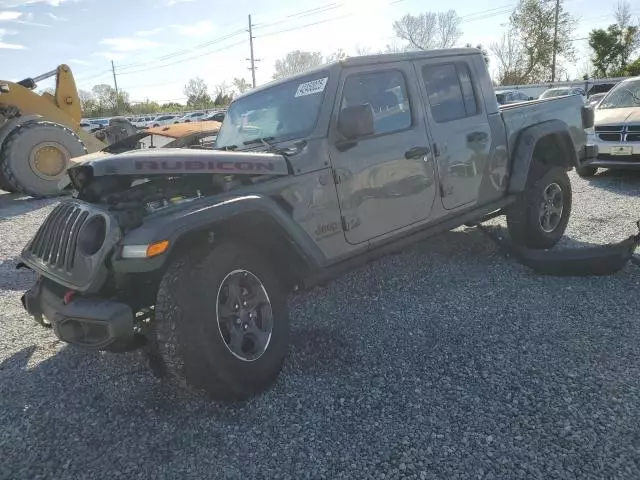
top-left (337, 104), bottom-right (374, 140)
top-left (528, 96), bottom-right (534, 101)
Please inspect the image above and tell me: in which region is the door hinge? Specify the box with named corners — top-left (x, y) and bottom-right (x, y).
top-left (340, 215), bottom-right (349, 231)
top-left (439, 182), bottom-right (445, 197)
top-left (332, 168), bottom-right (340, 185)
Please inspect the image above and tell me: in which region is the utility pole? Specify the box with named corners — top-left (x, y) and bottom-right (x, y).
top-left (111, 60), bottom-right (120, 115)
top-left (248, 14), bottom-right (257, 88)
top-left (111, 60), bottom-right (119, 95)
top-left (551, 0), bottom-right (560, 83)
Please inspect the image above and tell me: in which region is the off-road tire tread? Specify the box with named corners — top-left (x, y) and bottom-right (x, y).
top-left (153, 243), bottom-right (289, 401)
top-left (0, 121), bottom-right (87, 198)
top-left (507, 165), bottom-right (572, 249)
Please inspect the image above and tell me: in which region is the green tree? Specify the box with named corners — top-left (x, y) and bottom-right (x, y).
top-left (588, 2), bottom-right (639, 78)
top-left (492, 0), bottom-right (576, 84)
top-left (184, 77), bottom-right (212, 108)
top-left (91, 84), bottom-right (130, 116)
top-left (232, 77), bottom-right (251, 95)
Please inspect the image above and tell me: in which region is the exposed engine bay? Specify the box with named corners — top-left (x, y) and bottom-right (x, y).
top-left (77, 173), bottom-right (257, 231)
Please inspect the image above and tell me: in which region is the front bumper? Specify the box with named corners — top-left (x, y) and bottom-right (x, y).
top-left (583, 139), bottom-right (640, 170)
top-left (22, 279), bottom-right (137, 352)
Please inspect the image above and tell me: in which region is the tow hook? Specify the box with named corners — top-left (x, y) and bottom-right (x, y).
top-left (63, 290), bottom-right (76, 305)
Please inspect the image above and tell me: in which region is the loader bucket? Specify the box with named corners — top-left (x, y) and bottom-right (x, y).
top-left (479, 225), bottom-right (640, 277)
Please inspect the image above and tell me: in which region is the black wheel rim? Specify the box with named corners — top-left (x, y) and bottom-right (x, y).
top-left (538, 182), bottom-right (564, 233)
top-left (216, 269), bottom-right (273, 362)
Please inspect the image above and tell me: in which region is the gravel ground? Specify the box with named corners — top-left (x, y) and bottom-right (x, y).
top-left (1, 170), bottom-right (640, 480)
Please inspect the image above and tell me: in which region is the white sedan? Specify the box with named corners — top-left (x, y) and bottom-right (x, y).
top-left (176, 111), bottom-right (208, 123)
top-left (146, 114), bottom-right (180, 128)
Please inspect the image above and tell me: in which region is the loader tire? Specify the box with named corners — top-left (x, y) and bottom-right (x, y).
top-left (0, 121), bottom-right (87, 198)
top-left (0, 170), bottom-right (16, 193)
top-left (154, 243), bottom-right (289, 401)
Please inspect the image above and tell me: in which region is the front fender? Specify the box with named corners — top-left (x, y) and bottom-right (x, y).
top-left (508, 119), bottom-right (578, 194)
top-left (111, 194), bottom-right (325, 273)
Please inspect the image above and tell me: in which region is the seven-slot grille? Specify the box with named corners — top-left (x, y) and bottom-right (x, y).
top-left (27, 203), bottom-right (89, 270)
top-left (595, 125), bottom-right (640, 142)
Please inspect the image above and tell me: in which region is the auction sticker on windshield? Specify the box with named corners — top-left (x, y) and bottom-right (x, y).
top-left (295, 77), bottom-right (328, 98)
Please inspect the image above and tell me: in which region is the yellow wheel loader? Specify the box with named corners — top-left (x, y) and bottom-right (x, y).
top-left (0, 65), bottom-right (107, 197)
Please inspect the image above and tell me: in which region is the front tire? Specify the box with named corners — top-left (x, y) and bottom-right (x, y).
top-left (154, 243), bottom-right (289, 401)
top-left (506, 165), bottom-right (572, 249)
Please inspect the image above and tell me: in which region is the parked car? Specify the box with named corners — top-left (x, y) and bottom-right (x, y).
top-left (539, 87), bottom-right (586, 102)
top-left (580, 76), bottom-right (640, 177)
top-left (132, 116), bottom-right (154, 128)
top-left (147, 114), bottom-right (179, 128)
top-left (19, 48), bottom-right (593, 401)
top-left (177, 111), bottom-right (208, 123)
top-left (67, 120), bottom-right (222, 166)
top-left (495, 90), bottom-right (533, 105)
top-left (586, 92), bottom-right (607, 108)
top-left (202, 110), bottom-right (226, 122)
top-left (79, 120), bottom-right (102, 133)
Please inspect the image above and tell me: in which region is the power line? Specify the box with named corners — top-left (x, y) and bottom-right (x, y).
top-left (115, 39), bottom-right (246, 76)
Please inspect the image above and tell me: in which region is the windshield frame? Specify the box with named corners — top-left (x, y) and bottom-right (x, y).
top-left (215, 69), bottom-right (332, 149)
top-left (597, 79), bottom-right (640, 110)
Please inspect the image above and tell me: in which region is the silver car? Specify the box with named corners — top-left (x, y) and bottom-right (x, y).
top-left (579, 76), bottom-right (640, 177)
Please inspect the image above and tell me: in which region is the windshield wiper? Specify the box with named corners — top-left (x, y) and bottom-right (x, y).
top-left (243, 136), bottom-right (275, 146)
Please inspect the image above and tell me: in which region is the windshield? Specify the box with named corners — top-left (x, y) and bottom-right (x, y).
top-left (540, 88), bottom-right (570, 99)
top-left (598, 80), bottom-right (640, 109)
top-left (216, 70), bottom-right (330, 148)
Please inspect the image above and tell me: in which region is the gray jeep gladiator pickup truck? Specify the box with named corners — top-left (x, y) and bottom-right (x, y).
top-left (19, 48), bottom-right (595, 400)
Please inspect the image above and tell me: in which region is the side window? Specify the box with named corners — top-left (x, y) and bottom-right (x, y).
top-left (340, 69), bottom-right (412, 136)
top-left (457, 64), bottom-right (478, 115)
top-left (422, 63), bottom-right (479, 122)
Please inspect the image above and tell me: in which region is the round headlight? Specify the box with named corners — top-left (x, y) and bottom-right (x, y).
top-left (78, 215), bottom-right (107, 256)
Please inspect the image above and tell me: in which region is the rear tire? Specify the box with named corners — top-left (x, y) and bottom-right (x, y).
top-left (154, 243), bottom-right (289, 401)
top-left (506, 165), bottom-right (572, 249)
top-left (0, 121), bottom-right (87, 198)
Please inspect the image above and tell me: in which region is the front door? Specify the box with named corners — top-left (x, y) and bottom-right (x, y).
top-left (414, 59), bottom-right (492, 210)
top-left (329, 63), bottom-right (437, 245)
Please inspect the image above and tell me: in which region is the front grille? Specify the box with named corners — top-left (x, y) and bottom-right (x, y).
top-left (595, 125), bottom-right (623, 132)
top-left (595, 125), bottom-right (640, 142)
top-left (27, 203), bottom-right (89, 270)
top-left (599, 133), bottom-right (622, 141)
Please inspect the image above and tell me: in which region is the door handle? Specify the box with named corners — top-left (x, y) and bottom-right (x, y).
top-left (404, 146), bottom-right (431, 159)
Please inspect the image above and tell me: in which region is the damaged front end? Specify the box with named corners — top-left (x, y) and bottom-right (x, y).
top-left (479, 222), bottom-right (640, 276)
top-left (19, 148), bottom-right (292, 352)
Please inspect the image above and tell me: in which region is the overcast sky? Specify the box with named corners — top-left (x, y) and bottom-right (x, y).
top-left (0, 0), bottom-right (635, 103)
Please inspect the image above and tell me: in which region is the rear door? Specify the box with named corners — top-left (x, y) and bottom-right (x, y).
top-left (414, 59), bottom-right (492, 210)
top-left (328, 62), bottom-right (438, 245)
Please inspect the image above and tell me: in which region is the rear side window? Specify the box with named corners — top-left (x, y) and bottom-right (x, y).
top-left (340, 69), bottom-right (412, 136)
top-left (422, 63), bottom-right (479, 122)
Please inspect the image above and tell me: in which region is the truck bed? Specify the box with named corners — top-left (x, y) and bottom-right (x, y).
top-left (500, 95), bottom-right (587, 159)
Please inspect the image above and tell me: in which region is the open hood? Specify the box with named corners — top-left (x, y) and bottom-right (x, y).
top-left (67, 148), bottom-right (291, 190)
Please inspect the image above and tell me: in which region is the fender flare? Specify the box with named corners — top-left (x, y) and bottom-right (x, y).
top-left (111, 194), bottom-right (326, 274)
top-left (508, 119), bottom-right (578, 194)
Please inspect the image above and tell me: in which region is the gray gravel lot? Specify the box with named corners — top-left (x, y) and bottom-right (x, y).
top-left (1, 170), bottom-right (640, 480)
